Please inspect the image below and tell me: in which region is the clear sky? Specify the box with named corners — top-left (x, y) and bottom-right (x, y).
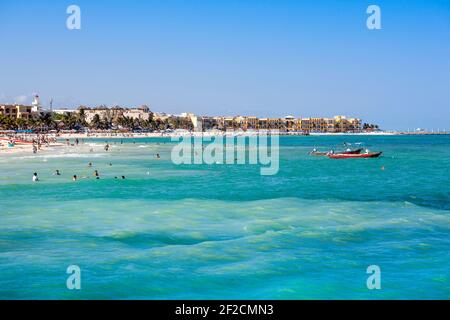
top-left (0, 0), bottom-right (449, 130)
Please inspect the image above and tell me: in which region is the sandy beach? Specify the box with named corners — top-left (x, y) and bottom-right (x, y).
top-left (0, 141), bottom-right (65, 155)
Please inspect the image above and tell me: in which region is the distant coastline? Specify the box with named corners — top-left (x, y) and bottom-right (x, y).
top-left (2, 96), bottom-right (379, 134)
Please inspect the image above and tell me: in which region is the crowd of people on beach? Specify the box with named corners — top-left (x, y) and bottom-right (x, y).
top-left (0, 134), bottom-right (58, 153)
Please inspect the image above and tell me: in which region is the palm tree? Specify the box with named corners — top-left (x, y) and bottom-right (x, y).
top-left (63, 113), bottom-right (79, 130)
top-left (90, 114), bottom-right (102, 130)
top-left (39, 112), bottom-right (57, 130)
top-left (0, 114), bottom-right (14, 130)
top-left (77, 109), bottom-right (87, 127)
top-left (15, 117), bottom-right (28, 130)
top-left (101, 115), bottom-right (112, 130)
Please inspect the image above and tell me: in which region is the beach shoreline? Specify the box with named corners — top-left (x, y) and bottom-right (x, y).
top-left (0, 141), bottom-right (65, 155)
top-left (1, 130), bottom-right (448, 155)
top-left (47, 131), bottom-right (450, 139)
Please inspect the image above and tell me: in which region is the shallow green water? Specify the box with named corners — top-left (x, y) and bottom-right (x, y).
top-left (0, 135), bottom-right (449, 299)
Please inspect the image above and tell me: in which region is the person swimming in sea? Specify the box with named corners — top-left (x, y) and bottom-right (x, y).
top-left (104, 144), bottom-right (110, 151)
top-left (94, 170), bottom-right (100, 179)
top-left (54, 170), bottom-right (61, 176)
top-left (156, 153), bottom-right (161, 159)
top-left (121, 176), bottom-right (126, 179)
top-left (88, 162), bottom-right (93, 167)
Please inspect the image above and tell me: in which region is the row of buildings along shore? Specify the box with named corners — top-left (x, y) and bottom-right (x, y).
top-left (1, 96), bottom-right (368, 133)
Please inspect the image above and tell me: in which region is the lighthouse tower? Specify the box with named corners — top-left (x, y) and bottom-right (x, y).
top-left (31, 95), bottom-right (41, 112)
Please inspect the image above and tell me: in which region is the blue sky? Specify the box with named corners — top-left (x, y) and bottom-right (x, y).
top-left (0, 0), bottom-right (449, 130)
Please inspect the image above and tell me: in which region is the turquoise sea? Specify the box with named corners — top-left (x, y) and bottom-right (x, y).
top-left (0, 135), bottom-right (449, 299)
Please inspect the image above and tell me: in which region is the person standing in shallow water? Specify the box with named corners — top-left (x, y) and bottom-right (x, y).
top-left (94, 170), bottom-right (100, 179)
top-left (32, 173), bottom-right (39, 182)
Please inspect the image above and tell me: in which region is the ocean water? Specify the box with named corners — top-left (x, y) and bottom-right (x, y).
top-left (0, 135), bottom-right (449, 299)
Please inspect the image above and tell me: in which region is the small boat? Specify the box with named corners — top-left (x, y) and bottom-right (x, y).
top-left (310, 148), bottom-right (362, 156)
top-left (328, 152), bottom-right (382, 159)
top-left (310, 151), bottom-right (329, 156)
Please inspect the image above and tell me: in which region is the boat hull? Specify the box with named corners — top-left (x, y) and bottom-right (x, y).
top-left (328, 152), bottom-right (382, 159)
top-left (310, 148), bottom-right (363, 156)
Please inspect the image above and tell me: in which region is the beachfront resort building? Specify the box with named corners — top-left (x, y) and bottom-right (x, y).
top-left (0, 96), bottom-right (44, 121)
top-left (297, 116), bottom-right (361, 133)
top-left (122, 105), bottom-right (152, 121)
top-left (234, 116), bottom-right (257, 130)
top-left (78, 106), bottom-right (153, 124)
top-left (180, 114), bottom-right (362, 133)
top-left (333, 115), bottom-right (361, 133)
top-left (0, 104), bottom-right (38, 121)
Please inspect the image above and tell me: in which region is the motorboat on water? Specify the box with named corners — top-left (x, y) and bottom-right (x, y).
top-left (309, 150), bottom-right (329, 156)
top-left (310, 148), bottom-right (363, 156)
top-left (327, 151), bottom-right (382, 159)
